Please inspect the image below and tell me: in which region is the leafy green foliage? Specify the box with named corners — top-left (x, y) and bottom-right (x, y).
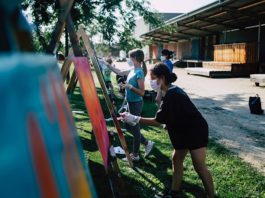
top-left (94, 43), bottom-right (111, 57)
top-left (118, 27), bottom-right (143, 52)
top-left (21, 0), bottom-right (161, 51)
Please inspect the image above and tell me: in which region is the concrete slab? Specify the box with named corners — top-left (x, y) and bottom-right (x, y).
top-left (186, 67), bottom-right (232, 78)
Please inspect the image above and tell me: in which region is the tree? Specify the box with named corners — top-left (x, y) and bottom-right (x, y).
top-left (21, 0), bottom-right (161, 51)
top-left (118, 27), bottom-right (142, 52)
top-left (94, 43), bottom-right (111, 57)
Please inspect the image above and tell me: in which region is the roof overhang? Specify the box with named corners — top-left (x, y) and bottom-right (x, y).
top-left (141, 0), bottom-right (265, 43)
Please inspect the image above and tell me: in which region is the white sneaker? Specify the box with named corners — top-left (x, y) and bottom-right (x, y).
top-left (144, 141), bottom-right (154, 157)
top-left (122, 153), bottom-right (140, 162)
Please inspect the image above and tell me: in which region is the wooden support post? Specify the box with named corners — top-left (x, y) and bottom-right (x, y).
top-left (61, 58), bottom-right (72, 81)
top-left (46, 0), bottom-right (74, 54)
top-left (64, 16), bottom-right (82, 94)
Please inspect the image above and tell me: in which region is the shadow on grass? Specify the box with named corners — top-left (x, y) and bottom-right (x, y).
top-left (73, 116), bottom-right (90, 123)
top-left (70, 87), bottom-right (215, 197)
top-left (88, 158), bottom-right (142, 198)
top-left (133, 147), bottom-right (208, 198)
top-left (87, 159), bottom-right (113, 197)
top-left (80, 135), bottom-right (98, 153)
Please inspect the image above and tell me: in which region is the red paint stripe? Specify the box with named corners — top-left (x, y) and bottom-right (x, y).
top-left (28, 114), bottom-right (59, 198)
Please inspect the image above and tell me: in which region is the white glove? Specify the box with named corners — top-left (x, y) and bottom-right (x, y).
top-left (121, 112), bottom-right (140, 126)
top-left (121, 83), bottom-right (133, 90)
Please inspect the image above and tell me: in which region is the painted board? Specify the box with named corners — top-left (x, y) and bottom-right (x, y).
top-left (0, 53), bottom-right (97, 198)
top-left (72, 57), bottom-right (109, 170)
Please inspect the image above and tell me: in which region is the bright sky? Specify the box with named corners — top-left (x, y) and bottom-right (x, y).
top-left (150, 0), bottom-right (216, 13)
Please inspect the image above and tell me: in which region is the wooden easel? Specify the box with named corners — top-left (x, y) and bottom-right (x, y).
top-left (45, 0), bottom-right (134, 197)
top-left (78, 26), bottom-right (134, 168)
top-left (47, 0), bottom-right (133, 168)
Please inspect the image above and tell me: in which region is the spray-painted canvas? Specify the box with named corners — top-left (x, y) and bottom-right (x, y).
top-left (73, 57), bottom-right (109, 170)
top-left (0, 54), bottom-right (97, 198)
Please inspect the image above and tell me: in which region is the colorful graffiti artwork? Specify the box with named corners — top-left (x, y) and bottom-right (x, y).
top-left (0, 54), bottom-right (97, 198)
top-left (72, 57), bottom-right (110, 170)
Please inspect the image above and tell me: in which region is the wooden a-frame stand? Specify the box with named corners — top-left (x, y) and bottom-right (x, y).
top-left (45, 0), bottom-right (134, 197)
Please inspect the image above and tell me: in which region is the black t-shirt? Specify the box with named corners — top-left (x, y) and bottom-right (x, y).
top-left (155, 86), bottom-right (208, 150)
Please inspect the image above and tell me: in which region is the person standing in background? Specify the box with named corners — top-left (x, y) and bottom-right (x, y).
top-left (154, 49), bottom-right (175, 106)
top-left (56, 52), bottom-right (65, 70)
top-left (101, 57), bottom-right (115, 101)
top-left (161, 49), bottom-right (174, 73)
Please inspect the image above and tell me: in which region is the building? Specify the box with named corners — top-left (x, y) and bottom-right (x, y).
top-left (133, 13), bottom-right (181, 60)
top-left (140, 0), bottom-right (265, 75)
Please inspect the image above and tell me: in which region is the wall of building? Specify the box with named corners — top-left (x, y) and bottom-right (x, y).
top-left (133, 18), bottom-right (151, 60)
top-left (204, 35), bottom-right (218, 61)
top-left (142, 45), bottom-right (150, 61)
top-left (220, 27), bottom-right (260, 43)
top-left (150, 44), bottom-right (158, 59)
top-left (134, 18), bottom-right (150, 39)
top-left (176, 41), bottom-right (192, 60)
top-left (191, 38), bottom-right (200, 60)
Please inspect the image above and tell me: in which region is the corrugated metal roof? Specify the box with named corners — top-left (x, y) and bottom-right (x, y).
top-left (141, 0), bottom-right (265, 43)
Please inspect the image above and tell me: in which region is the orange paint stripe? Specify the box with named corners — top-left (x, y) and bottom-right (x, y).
top-left (28, 114), bottom-right (59, 198)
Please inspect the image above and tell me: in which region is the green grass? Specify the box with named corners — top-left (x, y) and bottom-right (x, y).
top-left (69, 76), bottom-right (265, 198)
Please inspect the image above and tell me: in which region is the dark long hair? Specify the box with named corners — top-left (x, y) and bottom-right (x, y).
top-left (151, 62), bottom-right (177, 85)
top-left (129, 49), bottom-right (147, 76)
top-left (161, 49), bottom-right (173, 60)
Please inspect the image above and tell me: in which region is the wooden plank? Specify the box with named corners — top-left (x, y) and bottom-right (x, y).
top-left (46, 0), bottom-right (74, 54)
top-left (61, 58), bottom-right (72, 81)
top-left (66, 70), bottom-right (77, 94)
top-left (65, 16), bottom-right (83, 94)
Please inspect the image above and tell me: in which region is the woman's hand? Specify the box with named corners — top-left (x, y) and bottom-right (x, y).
top-left (120, 112), bottom-right (140, 126)
top-left (120, 83), bottom-right (133, 90)
top-left (119, 113), bottom-right (161, 127)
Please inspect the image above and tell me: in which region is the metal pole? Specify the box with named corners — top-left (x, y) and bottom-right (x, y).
top-left (258, 21), bottom-right (261, 62)
top-left (224, 31), bottom-right (227, 44)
